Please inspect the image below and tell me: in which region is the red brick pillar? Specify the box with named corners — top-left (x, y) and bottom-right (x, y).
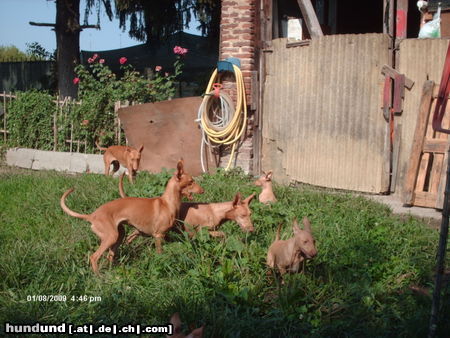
top-left (219, 0), bottom-right (257, 173)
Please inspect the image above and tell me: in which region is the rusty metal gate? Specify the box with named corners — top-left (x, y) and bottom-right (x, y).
top-left (261, 34), bottom-right (391, 193)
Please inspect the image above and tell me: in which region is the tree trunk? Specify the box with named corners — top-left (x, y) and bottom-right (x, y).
top-left (55, 0), bottom-right (81, 99)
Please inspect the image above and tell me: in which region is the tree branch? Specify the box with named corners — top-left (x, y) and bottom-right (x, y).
top-left (29, 21), bottom-right (100, 30)
top-left (29, 21), bottom-right (56, 27)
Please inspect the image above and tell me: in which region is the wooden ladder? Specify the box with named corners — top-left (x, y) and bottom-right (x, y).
top-left (403, 81), bottom-right (450, 209)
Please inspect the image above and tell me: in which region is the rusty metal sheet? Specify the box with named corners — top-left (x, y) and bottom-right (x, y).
top-left (262, 34), bottom-right (390, 193)
top-left (118, 97), bottom-right (216, 176)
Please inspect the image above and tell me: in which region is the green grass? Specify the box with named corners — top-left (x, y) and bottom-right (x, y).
top-left (0, 167), bottom-right (449, 337)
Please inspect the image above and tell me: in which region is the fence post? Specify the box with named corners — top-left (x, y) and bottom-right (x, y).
top-left (3, 92), bottom-right (5, 142)
top-left (70, 122), bottom-right (74, 153)
top-left (53, 96), bottom-right (58, 151)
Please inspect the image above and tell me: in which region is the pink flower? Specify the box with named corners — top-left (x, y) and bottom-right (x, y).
top-left (81, 119), bottom-right (89, 126)
top-left (119, 57), bottom-right (127, 65)
top-left (92, 53), bottom-right (99, 60)
top-left (99, 59), bottom-right (105, 64)
top-left (173, 45), bottom-right (188, 56)
top-left (73, 77), bottom-right (80, 85)
top-left (87, 57), bottom-right (94, 64)
top-left (155, 65), bottom-right (162, 72)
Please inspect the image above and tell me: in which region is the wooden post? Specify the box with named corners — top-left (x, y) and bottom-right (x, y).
top-left (70, 122), bottom-right (73, 153)
top-left (296, 0), bottom-right (323, 38)
top-left (396, 0), bottom-right (408, 39)
top-left (403, 81), bottom-right (435, 205)
top-left (53, 96), bottom-right (58, 151)
top-left (3, 91), bottom-right (6, 142)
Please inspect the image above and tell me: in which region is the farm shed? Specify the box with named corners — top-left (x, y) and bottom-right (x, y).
top-left (219, 0), bottom-right (450, 204)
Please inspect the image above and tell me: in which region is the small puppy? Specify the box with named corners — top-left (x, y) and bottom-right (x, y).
top-left (266, 217), bottom-right (317, 275)
top-left (254, 170), bottom-right (277, 204)
top-left (96, 141), bottom-right (144, 183)
top-left (168, 313), bottom-right (204, 338)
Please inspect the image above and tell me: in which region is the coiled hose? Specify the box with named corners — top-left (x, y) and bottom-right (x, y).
top-left (197, 65), bottom-right (247, 171)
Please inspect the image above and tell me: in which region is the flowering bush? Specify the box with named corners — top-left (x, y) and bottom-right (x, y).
top-left (4, 46), bottom-right (189, 152)
top-left (70, 47), bottom-right (188, 147)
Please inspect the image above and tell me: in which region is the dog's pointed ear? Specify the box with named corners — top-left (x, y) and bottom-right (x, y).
top-left (302, 216), bottom-right (312, 233)
top-left (138, 144), bottom-right (144, 153)
top-left (232, 192), bottom-right (242, 207)
top-left (176, 159), bottom-right (184, 179)
top-left (169, 313), bottom-right (182, 334)
top-left (292, 218), bottom-right (302, 235)
top-left (266, 170), bottom-right (273, 181)
top-left (187, 326), bottom-right (204, 338)
top-left (244, 193), bottom-right (256, 204)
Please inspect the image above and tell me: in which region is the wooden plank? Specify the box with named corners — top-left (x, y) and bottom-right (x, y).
top-left (391, 124), bottom-right (402, 193)
top-left (430, 153), bottom-right (444, 194)
top-left (381, 65), bottom-right (414, 89)
top-left (296, 0), bottom-right (323, 39)
top-left (403, 80), bottom-right (435, 204)
top-left (423, 139), bottom-right (449, 153)
top-left (396, 0), bottom-right (408, 39)
top-left (437, 149), bottom-right (450, 209)
top-left (414, 191), bottom-right (438, 208)
top-left (415, 153), bottom-right (431, 194)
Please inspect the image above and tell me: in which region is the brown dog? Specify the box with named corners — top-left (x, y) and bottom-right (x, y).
top-left (168, 313), bottom-right (204, 338)
top-left (266, 217), bottom-right (317, 275)
top-left (60, 160), bottom-right (203, 274)
top-left (119, 173), bottom-right (255, 240)
top-left (96, 141), bottom-right (144, 183)
top-left (179, 192), bottom-right (256, 238)
top-left (254, 170), bottom-right (277, 204)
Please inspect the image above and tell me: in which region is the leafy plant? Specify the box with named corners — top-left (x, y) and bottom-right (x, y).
top-left (6, 90), bottom-right (55, 150)
top-left (3, 46), bottom-right (188, 152)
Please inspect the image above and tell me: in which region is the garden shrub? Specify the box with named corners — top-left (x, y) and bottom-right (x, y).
top-left (4, 46), bottom-right (188, 152)
top-left (7, 90), bottom-right (55, 150)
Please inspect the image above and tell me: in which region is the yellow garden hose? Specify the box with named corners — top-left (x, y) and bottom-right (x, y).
top-left (197, 64), bottom-right (247, 171)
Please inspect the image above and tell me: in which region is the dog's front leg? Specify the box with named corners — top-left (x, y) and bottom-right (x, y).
top-left (127, 166), bottom-right (135, 184)
top-left (154, 234), bottom-right (164, 253)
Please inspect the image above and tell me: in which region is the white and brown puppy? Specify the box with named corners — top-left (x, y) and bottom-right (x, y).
top-left (267, 217), bottom-right (317, 275)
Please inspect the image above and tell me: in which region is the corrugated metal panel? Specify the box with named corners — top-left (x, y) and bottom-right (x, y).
top-left (396, 39), bottom-right (450, 195)
top-left (262, 34), bottom-right (390, 193)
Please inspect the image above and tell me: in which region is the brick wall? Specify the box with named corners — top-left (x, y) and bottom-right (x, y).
top-left (218, 0), bottom-right (257, 173)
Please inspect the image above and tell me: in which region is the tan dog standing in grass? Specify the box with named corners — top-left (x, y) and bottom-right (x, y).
top-left (267, 217), bottom-right (317, 275)
top-left (119, 173), bottom-right (255, 240)
top-left (254, 170), bottom-right (277, 204)
top-left (168, 313), bottom-right (204, 338)
top-left (96, 141), bottom-right (144, 183)
top-left (60, 160), bottom-right (203, 275)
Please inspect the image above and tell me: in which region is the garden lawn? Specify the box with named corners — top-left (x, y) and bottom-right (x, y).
top-left (0, 168), bottom-right (449, 337)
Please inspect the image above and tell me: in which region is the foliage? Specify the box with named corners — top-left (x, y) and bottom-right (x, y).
top-left (25, 42), bottom-right (54, 61)
top-left (6, 91), bottom-right (55, 150)
top-left (0, 45), bottom-right (29, 62)
top-left (0, 43), bottom-right (54, 62)
top-left (3, 48), bottom-right (187, 152)
top-left (71, 50), bottom-right (185, 147)
top-left (0, 168), bottom-right (448, 337)
top-left (110, 0), bottom-right (220, 43)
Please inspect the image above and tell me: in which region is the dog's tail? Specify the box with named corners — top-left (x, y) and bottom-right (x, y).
top-left (118, 172), bottom-right (127, 198)
top-left (60, 188), bottom-right (90, 221)
top-left (95, 140), bottom-right (107, 152)
top-left (275, 222), bottom-right (283, 241)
